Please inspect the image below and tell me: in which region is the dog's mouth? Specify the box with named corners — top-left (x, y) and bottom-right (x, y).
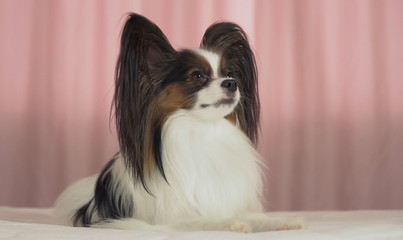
top-left (214, 98), bottom-right (235, 107)
top-left (200, 98), bottom-right (236, 109)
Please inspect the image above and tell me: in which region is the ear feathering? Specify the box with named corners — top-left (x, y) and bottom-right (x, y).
top-left (113, 13), bottom-right (175, 191)
top-left (200, 23), bottom-right (260, 144)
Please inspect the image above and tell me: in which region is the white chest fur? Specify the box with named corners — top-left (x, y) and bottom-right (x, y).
top-left (135, 110), bottom-right (263, 224)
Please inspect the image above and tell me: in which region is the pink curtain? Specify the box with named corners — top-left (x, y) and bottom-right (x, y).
top-left (1, 0), bottom-right (402, 210)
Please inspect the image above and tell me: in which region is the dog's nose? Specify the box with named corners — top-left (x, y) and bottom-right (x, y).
top-left (221, 79), bottom-right (237, 93)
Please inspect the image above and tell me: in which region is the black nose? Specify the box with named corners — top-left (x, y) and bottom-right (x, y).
top-left (221, 79), bottom-right (237, 92)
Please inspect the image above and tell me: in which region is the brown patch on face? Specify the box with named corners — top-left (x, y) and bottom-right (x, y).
top-left (225, 112), bottom-right (237, 125)
top-left (181, 50), bottom-right (213, 78)
top-left (158, 82), bottom-right (194, 113)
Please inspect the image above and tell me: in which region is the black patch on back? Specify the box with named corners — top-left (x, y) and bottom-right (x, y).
top-left (73, 157), bottom-right (134, 226)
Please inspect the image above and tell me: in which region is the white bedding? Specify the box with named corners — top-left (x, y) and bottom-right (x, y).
top-left (0, 207), bottom-right (402, 239)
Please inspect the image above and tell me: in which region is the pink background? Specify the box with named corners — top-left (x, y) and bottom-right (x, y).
top-left (1, 0), bottom-right (403, 211)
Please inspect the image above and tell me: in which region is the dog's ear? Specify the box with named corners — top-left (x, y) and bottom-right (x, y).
top-left (117, 13), bottom-right (175, 80)
top-left (201, 23), bottom-right (260, 144)
top-left (113, 13), bottom-right (174, 192)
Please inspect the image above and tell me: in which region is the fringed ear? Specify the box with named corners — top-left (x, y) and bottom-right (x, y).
top-left (201, 23), bottom-right (260, 144)
top-left (113, 13), bottom-right (174, 192)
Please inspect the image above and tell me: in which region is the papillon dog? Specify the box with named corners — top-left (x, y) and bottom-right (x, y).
top-left (54, 13), bottom-right (304, 233)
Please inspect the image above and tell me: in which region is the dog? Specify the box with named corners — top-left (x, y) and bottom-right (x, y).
top-left (54, 13), bottom-right (304, 233)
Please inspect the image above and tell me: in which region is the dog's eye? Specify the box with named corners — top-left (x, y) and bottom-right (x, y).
top-left (225, 72), bottom-right (233, 78)
top-left (191, 71), bottom-right (204, 81)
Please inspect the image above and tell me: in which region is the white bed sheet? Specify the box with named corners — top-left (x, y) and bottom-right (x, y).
top-left (0, 207), bottom-right (402, 240)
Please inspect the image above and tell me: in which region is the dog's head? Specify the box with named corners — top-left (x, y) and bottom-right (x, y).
top-left (113, 13), bottom-right (259, 190)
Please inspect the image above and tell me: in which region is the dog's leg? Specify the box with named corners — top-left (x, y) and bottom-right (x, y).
top-left (91, 219), bottom-right (174, 232)
top-left (168, 217), bottom-right (251, 233)
top-left (169, 213), bottom-right (304, 233)
top-left (242, 212), bottom-right (305, 232)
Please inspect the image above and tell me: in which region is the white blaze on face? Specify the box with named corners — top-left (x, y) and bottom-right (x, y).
top-left (193, 49), bottom-right (221, 77)
top-left (189, 49), bottom-right (240, 122)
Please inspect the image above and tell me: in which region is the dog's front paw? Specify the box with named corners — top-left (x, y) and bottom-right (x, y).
top-left (245, 213), bottom-right (305, 232)
top-left (261, 217), bottom-right (305, 232)
top-left (222, 220), bottom-right (251, 234)
top-left (272, 218), bottom-right (305, 231)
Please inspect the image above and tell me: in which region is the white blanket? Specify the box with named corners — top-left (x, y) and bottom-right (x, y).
top-left (0, 207), bottom-right (402, 239)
